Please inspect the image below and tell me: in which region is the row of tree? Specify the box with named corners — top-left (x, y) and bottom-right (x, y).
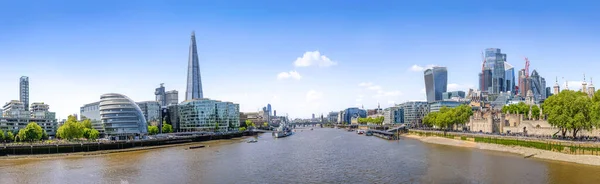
top-left (543, 90), bottom-right (600, 138)
top-left (357, 116), bottom-right (385, 125)
top-left (423, 104), bottom-right (473, 130)
top-left (56, 115), bottom-right (100, 140)
top-left (147, 122), bottom-right (174, 135)
top-left (501, 102), bottom-right (541, 119)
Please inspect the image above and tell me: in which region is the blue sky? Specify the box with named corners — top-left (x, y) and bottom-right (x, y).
top-left (1, 0), bottom-right (599, 119)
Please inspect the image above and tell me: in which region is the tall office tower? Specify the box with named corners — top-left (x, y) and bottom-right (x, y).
top-left (267, 104), bottom-right (272, 116)
top-left (484, 48), bottom-right (507, 94)
top-left (518, 69), bottom-right (529, 98)
top-left (479, 69), bottom-right (492, 92)
top-left (529, 70), bottom-right (546, 101)
top-left (20, 76), bottom-right (29, 111)
top-left (424, 66), bottom-right (448, 103)
top-left (504, 62), bottom-right (516, 93)
top-left (186, 31), bottom-right (204, 101)
top-left (165, 90), bottom-right (179, 106)
top-left (155, 83), bottom-right (166, 107)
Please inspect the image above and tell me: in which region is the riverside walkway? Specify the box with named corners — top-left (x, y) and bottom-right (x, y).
top-left (0, 131), bottom-right (258, 156)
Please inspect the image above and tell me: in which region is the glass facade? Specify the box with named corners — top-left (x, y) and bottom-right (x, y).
top-left (137, 101), bottom-right (161, 126)
top-left (20, 76), bottom-right (29, 111)
top-left (99, 93), bottom-right (148, 139)
top-left (186, 31), bottom-right (204, 101)
top-left (178, 99), bottom-right (240, 132)
top-left (424, 66), bottom-right (448, 103)
top-left (80, 101), bottom-right (103, 133)
top-left (442, 91), bottom-right (466, 100)
top-left (399, 101), bottom-right (428, 127)
top-left (428, 101), bottom-right (463, 112)
top-left (485, 48), bottom-right (507, 94)
top-left (504, 62), bottom-right (515, 93)
top-left (342, 108), bottom-right (366, 124)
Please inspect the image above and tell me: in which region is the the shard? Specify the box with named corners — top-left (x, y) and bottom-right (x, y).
top-left (186, 31), bottom-right (204, 101)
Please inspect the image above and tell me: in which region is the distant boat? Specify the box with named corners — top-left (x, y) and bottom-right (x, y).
top-left (310, 128), bottom-right (313, 130)
top-left (366, 131), bottom-right (373, 136)
top-left (247, 139), bottom-right (258, 143)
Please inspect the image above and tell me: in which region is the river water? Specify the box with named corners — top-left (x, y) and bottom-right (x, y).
top-left (2, 128), bottom-right (600, 184)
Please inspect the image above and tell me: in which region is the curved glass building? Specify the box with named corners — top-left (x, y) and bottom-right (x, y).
top-left (99, 93), bottom-right (148, 140)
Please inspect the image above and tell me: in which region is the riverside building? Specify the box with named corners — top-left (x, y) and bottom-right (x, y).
top-left (178, 98), bottom-right (240, 132)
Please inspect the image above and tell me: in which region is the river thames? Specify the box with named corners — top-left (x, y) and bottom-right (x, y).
top-left (2, 128), bottom-right (600, 183)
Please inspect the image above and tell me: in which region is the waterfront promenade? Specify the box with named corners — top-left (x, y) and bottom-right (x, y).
top-left (405, 129), bottom-right (600, 166)
top-left (0, 131), bottom-right (258, 156)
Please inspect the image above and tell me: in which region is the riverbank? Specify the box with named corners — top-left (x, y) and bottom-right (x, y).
top-left (0, 136), bottom-right (253, 160)
top-left (402, 134), bottom-right (600, 166)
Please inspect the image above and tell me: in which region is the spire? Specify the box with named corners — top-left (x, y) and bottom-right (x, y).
top-left (378, 102), bottom-right (380, 109)
top-left (186, 31), bottom-right (204, 100)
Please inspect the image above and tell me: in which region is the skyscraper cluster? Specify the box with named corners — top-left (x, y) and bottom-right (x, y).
top-left (477, 48), bottom-right (548, 103)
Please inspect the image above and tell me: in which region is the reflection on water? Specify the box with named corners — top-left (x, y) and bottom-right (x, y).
top-left (1, 128), bottom-right (600, 183)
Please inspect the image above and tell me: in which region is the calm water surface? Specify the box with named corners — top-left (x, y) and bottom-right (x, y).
top-left (2, 128), bottom-right (600, 184)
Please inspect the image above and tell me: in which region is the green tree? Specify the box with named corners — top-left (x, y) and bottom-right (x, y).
top-left (163, 123), bottom-right (173, 133)
top-left (41, 131), bottom-right (49, 140)
top-left (239, 127), bottom-right (247, 132)
top-left (148, 126), bottom-right (159, 135)
top-left (81, 119), bottom-right (93, 129)
top-left (57, 118), bottom-right (85, 140)
top-left (6, 132), bottom-right (14, 142)
top-left (17, 122), bottom-right (44, 142)
top-left (531, 105), bottom-right (540, 120)
top-left (83, 128), bottom-right (100, 140)
top-left (263, 122), bottom-right (268, 127)
top-left (0, 129), bottom-right (4, 142)
top-left (545, 90), bottom-right (600, 138)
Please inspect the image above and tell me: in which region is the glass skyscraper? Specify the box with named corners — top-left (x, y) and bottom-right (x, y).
top-left (186, 31), bottom-right (204, 101)
top-left (485, 48), bottom-right (507, 94)
top-left (424, 66), bottom-right (448, 103)
top-left (504, 62), bottom-right (516, 93)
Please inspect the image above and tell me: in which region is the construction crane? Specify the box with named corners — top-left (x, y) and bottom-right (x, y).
top-left (524, 57), bottom-right (530, 78)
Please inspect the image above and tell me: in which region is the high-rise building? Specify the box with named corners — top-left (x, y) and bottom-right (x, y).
top-left (504, 62), bottom-right (516, 93)
top-left (99, 93), bottom-right (148, 140)
top-left (2, 100), bottom-right (57, 136)
top-left (442, 91), bottom-right (466, 100)
top-left (342, 108), bottom-right (367, 124)
top-left (178, 98), bottom-right (240, 132)
top-left (398, 101), bottom-right (428, 127)
top-left (80, 101), bottom-right (103, 133)
top-left (424, 66), bottom-right (448, 103)
top-left (155, 83), bottom-right (166, 107)
top-left (528, 70), bottom-right (546, 102)
top-left (186, 31), bottom-right (204, 101)
top-left (166, 90), bottom-right (179, 106)
top-left (484, 48), bottom-right (507, 94)
top-left (267, 104), bottom-right (272, 116)
top-left (518, 69), bottom-right (529, 98)
top-left (137, 101), bottom-right (161, 126)
top-left (479, 69), bottom-right (493, 92)
top-left (20, 76), bottom-right (29, 111)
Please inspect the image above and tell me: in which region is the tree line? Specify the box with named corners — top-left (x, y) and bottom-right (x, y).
top-left (423, 104), bottom-right (473, 130)
top-left (543, 90), bottom-right (600, 138)
top-left (148, 121), bottom-right (174, 135)
top-left (501, 102), bottom-right (541, 120)
top-left (357, 116), bottom-right (384, 125)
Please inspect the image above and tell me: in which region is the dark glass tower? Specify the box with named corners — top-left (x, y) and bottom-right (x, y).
top-left (186, 31), bottom-right (204, 101)
top-left (424, 67), bottom-right (448, 103)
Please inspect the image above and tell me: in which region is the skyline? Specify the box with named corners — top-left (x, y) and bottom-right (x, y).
top-left (1, 0), bottom-right (600, 119)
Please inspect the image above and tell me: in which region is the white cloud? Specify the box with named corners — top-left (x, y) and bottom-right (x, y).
top-left (277, 70), bottom-right (302, 80)
top-left (355, 94), bottom-right (364, 102)
top-left (358, 82), bottom-right (403, 98)
top-left (387, 100), bottom-right (395, 105)
top-left (409, 64), bottom-right (437, 72)
top-left (293, 51), bottom-right (337, 67)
